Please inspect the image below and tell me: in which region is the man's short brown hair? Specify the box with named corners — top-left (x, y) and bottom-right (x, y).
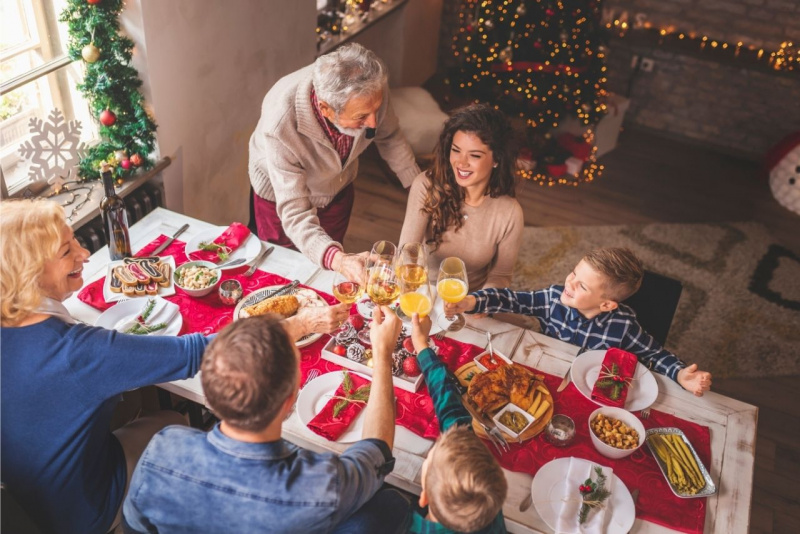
top-left (425, 426), bottom-right (507, 532)
top-left (201, 315), bottom-right (298, 431)
top-left (582, 247), bottom-right (644, 302)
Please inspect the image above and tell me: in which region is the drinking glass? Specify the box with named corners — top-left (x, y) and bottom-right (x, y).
top-left (399, 279), bottom-right (434, 319)
top-left (395, 242), bottom-right (428, 320)
top-left (368, 240), bottom-right (397, 267)
top-left (366, 261), bottom-right (401, 306)
top-left (331, 253), bottom-right (365, 305)
top-left (436, 257), bottom-right (468, 332)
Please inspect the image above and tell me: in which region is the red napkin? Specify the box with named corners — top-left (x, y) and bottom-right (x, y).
top-left (188, 222), bottom-right (251, 263)
top-left (307, 372), bottom-right (372, 441)
top-left (590, 348), bottom-right (638, 408)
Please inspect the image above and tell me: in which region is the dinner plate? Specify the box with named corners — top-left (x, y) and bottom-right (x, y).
top-left (570, 350), bottom-right (658, 411)
top-left (296, 371), bottom-right (369, 444)
top-left (531, 457), bottom-right (635, 534)
top-left (94, 296), bottom-right (182, 336)
top-left (233, 286), bottom-right (327, 348)
top-left (184, 227), bottom-right (262, 270)
top-left (103, 256), bottom-right (177, 303)
top-left (355, 295), bottom-right (444, 335)
top-left (296, 371), bottom-right (435, 454)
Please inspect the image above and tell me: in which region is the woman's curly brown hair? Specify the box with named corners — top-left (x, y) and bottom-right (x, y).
top-left (422, 104), bottom-right (517, 250)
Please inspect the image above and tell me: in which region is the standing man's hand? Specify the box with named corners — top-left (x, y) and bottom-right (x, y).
top-left (331, 250), bottom-right (369, 284)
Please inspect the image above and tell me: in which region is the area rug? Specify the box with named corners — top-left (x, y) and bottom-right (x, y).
top-left (510, 222), bottom-right (800, 378)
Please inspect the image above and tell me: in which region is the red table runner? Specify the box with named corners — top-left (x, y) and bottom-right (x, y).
top-left (80, 235), bottom-right (709, 533)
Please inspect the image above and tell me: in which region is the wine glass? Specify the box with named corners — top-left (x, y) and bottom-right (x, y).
top-left (436, 257), bottom-right (469, 332)
top-left (367, 261), bottom-right (401, 306)
top-left (369, 240), bottom-right (397, 267)
top-left (399, 279), bottom-right (434, 320)
top-left (395, 242), bottom-right (428, 320)
top-left (332, 253), bottom-right (365, 305)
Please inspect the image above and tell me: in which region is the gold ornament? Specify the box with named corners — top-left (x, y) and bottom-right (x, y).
top-left (114, 149), bottom-right (127, 161)
top-left (81, 43), bottom-right (100, 63)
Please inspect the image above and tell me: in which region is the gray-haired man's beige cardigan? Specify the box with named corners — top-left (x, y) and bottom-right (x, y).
top-left (248, 65), bottom-right (420, 266)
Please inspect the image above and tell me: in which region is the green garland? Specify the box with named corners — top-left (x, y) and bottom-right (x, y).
top-left (59, 0), bottom-right (157, 181)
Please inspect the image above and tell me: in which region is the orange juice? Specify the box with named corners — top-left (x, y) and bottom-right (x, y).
top-left (399, 292), bottom-right (432, 317)
top-left (437, 279), bottom-right (467, 303)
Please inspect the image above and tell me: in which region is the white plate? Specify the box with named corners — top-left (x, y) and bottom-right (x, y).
top-left (184, 226), bottom-right (262, 270)
top-left (570, 350), bottom-right (658, 411)
top-left (103, 256), bottom-right (177, 303)
top-left (296, 371), bottom-right (435, 454)
top-left (297, 371), bottom-right (370, 444)
top-left (94, 296), bottom-right (182, 336)
top-left (355, 295), bottom-right (444, 335)
top-left (531, 457), bottom-right (635, 534)
top-left (233, 286), bottom-right (327, 348)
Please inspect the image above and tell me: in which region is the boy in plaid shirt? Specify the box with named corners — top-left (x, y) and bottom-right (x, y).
top-left (446, 248), bottom-right (712, 396)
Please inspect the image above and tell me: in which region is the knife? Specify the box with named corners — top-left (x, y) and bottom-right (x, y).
top-left (152, 224), bottom-right (189, 255)
top-left (244, 245), bottom-right (274, 277)
top-left (556, 366), bottom-right (572, 393)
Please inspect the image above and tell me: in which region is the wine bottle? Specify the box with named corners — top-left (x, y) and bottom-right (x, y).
top-left (100, 163), bottom-right (132, 260)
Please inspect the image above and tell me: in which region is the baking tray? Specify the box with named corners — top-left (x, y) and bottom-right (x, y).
top-left (645, 427), bottom-right (717, 498)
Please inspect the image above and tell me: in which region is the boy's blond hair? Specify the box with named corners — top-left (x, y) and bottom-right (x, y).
top-left (582, 247), bottom-right (644, 302)
top-left (425, 426), bottom-right (507, 532)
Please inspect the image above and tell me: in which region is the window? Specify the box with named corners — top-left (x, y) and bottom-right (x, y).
top-left (1, 0), bottom-right (97, 197)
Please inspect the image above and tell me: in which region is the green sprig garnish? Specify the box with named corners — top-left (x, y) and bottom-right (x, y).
top-left (332, 371), bottom-right (371, 418)
top-left (198, 241), bottom-right (231, 261)
top-left (578, 467), bottom-right (612, 524)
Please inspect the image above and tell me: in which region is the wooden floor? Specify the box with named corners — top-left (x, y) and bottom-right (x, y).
top-left (346, 128), bottom-right (800, 534)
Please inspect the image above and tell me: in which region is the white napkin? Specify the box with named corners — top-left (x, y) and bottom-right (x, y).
top-left (554, 458), bottom-right (614, 534)
top-left (115, 298), bottom-right (178, 335)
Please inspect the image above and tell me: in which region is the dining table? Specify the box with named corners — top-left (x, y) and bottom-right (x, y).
top-left (63, 207), bottom-right (757, 534)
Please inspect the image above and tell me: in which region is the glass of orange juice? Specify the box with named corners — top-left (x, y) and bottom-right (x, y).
top-left (399, 280), bottom-right (434, 320)
top-left (436, 257), bottom-right (468, 332)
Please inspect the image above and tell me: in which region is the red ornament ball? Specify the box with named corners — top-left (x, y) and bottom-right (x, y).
top-left (130, 153), bottom-right (144, 167)
top-left (120, 159), bottom-right (131, 170)
top-left (402, 356), bottom-right (421, 377)
top-left (87, 0), bottom-right (102, 4)
top-left (332, 344), bottom-right (347, 357)
top-left (347, 314), bottom-right (365, 331)
top-left (402, 336), bottom-right (416, 355)
top-left (99, 109), bottom-right (116, 126)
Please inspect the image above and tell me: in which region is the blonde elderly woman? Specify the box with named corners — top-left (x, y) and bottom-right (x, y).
top-left (0, 200), bottom-right (348, 534)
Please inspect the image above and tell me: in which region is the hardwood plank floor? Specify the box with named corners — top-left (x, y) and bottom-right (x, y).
top-left (346, 128), bottom-right (800, 533)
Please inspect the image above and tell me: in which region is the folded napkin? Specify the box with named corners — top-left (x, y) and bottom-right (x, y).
top-left (307, 372), bottom-right (371, 441)
top-left (590, 348), bottom-right (638, 408)
top-left (114, 298), bottom-right (179, 335)
top-left (189, 222), bottom-right (251, 263)
top-left (555, 458), bottom-right (614, 534)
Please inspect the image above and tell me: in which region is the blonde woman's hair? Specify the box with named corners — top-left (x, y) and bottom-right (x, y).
top-left (1, 200), bottom-right (66, 325)
top-left (425, 426), bottom-right (507, 532)
top-left (582, 247), bottom-right (644, 302)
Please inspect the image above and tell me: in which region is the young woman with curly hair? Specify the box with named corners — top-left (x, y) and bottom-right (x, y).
top-left (398, 104), bottom-right (524, 290)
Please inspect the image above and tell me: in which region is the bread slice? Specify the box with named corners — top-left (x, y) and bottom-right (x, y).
top-left (241, 295), bottom-right (299, 319)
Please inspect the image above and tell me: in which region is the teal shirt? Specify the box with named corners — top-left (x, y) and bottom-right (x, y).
top-left (405, 348), bottom-right (507, 534)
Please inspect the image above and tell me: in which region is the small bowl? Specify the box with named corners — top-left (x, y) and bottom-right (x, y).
top-left (173, 261), bottom-right (221, 298)
top-left (473, 350), bottom-right (512, 372)
top-left (219, 279), bottom-right (243, 306)
top-left (588, 406), bottom-right (646, 459)
top-left (493, 403), bottom-right (535, 439)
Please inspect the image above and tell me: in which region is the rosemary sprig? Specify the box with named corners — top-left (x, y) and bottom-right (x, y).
top-left (127, 322), bottom-right (168, 335)
top-left (332, 371), bottom-right (371, 417)
top-left (198, 241), bottom-right (231, 261)
top-left (578, 467), bottom-right (612, 524)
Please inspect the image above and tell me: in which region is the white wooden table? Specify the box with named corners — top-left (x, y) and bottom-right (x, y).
top-left (63, 208), bottom-right (757, 534)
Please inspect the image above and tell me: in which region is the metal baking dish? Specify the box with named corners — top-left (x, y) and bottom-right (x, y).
top-left (645, 427), bottom-right (718, 498)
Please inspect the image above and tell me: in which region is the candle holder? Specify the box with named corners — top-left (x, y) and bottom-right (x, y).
top-left (544, 414), bottom-right (576, 447)
top-left (219, 279), bottom-right (243, 306)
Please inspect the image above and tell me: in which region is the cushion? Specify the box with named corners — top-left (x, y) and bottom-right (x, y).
top-left (390, 87), bottom-right (449, 157)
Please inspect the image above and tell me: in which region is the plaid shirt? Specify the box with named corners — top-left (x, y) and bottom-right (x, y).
top-left (404, 349), bottom-right (507, 534)
top-left (471, 286), bottom-right (687, 383)
top-left (310, 87), bottom-right (353, 164)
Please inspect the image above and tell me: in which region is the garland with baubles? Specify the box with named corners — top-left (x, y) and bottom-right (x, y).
top-left (59, 0), bottom-right (156, 182)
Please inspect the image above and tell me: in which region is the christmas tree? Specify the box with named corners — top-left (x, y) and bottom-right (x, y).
top-left (60, 0), bottom-right (157, 181)
top-left (447, 0), bottom-right (608, 185)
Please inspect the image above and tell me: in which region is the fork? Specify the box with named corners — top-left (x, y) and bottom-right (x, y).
top-left (285, 369), bottom-right (320, 420)
top-left (433, 331), bottom-right (446, 341)
top-left (640, 407), bottom-right (651, 419)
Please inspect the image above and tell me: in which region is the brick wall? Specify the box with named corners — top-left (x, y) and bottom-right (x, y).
top-left (437, 0), bottom-right (800, 159)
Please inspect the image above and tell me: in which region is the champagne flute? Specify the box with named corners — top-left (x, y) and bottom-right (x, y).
top-left (395, 242), bottom-right (428, 320)
top-left (436, 257), bottom-right (469, 332)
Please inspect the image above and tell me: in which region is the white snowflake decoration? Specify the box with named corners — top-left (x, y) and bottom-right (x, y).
top-left (17, 109), bottom-right (87, 183)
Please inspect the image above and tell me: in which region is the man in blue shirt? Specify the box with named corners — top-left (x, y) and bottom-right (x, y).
top-left (123, 308), bottom-right (402, 533)
top-left (446, 248), bottom-right (712, 396)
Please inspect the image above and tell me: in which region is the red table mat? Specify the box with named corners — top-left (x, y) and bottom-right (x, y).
top-left (80, 235), bottom-right (709, 533)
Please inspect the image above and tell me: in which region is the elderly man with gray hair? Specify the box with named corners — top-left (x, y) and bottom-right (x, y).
top-left (249, 43), bottom-right (420, 272)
